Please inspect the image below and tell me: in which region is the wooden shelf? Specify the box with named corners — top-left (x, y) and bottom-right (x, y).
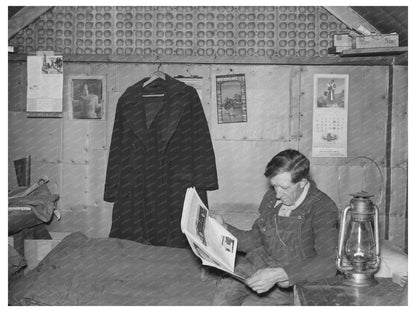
top-left (8, 52), bottom-right (408, 66)
top-left (340, 47), bottom-right (408, 57)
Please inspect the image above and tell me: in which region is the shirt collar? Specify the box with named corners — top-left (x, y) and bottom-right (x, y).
top-left (294, 181), bottom-right (310, 208)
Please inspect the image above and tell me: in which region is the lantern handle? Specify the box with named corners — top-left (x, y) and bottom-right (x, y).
top-left (337, 156), bottom-right (384, 207)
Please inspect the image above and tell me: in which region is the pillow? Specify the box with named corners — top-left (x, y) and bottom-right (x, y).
top-left (375, 239), bottom-right (408, 283)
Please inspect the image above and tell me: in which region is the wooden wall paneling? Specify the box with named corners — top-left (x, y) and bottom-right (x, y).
top-left (391, 66), bottom-right (408, 168)
top-left (209, 65), bottom-right (292, 141)
top-left (114, 63), bottom-right (152, 92)
top-left (30, 162), bottom-right (61, 208)
top-left (288, 66), bottom-right (302, 149)
top-left (389, 163), bottom-right (407, 250)
top-left (390, 65), bottom-right (408, 250)
top-left (60, 163), bottom-right (88, 209)
top-left (8, 62), bottom-right (25, 111)
top-left (378, 215), bottom-right (386, 246)
top-left (88, 120), bottom-right (107, 150)
top-left (8, 112), bottom-right (28, 188)
top-left (361, 66), bottom-right (389, 162)
top-left (390, 167), bottom-right (407, 217)
top-left (8, 112), bottom-right (62, 165)
top-left (209, 139), bottom-right (288, 213)
top-left (388, 215), bottom-right (407, 249)
top-left (221, 211), bottom-right (259, 231)
top-left (87, 148), bottom-right (107, 208)
top-left (63, 62), bottom-right (90, 75)
top-left (62, 118), bottom-right (89, 164)
top-left (8, 162), bottom-right (18, 190)
top-left (90, 63), bottom-right (114, 91)
top-left (309, 164), bottom-right (341, 208)
top-left (297, 66), bottom-right (313, 158)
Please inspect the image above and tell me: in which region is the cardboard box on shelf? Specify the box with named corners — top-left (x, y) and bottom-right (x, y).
top-left (354, 33), bottom-right (399, 49)
top-left (332, 33), bottom-right (353, 48)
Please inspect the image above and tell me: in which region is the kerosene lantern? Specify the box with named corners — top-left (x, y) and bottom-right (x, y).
top-left (336, 191), bottom-right (380, 287)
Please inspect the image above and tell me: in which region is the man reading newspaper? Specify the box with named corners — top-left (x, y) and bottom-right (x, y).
top-left (210, 149), bottom-right (339, 305)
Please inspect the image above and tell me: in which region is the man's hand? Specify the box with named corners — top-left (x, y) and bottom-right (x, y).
top-left (210, 212), bottom-right (227, 228)
top-left (246, 267), bottom-right (289, 294)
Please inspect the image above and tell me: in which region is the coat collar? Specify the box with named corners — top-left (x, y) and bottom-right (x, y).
top-left (122, 74), bottom-right (189, 155)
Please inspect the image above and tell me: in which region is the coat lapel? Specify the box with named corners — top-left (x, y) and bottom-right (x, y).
top-left (157, 75), bottom-right (188, 156)
top-left (121, 79), bottom-right (147, 143)
top-left (122, 75), bottom-right (188, 155)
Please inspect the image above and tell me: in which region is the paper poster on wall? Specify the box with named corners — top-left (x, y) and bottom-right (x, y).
top-left (68, 76), bottom-right (106, 120)
top-left (312, 74), bottom-right (349, 157)
top-left (216, 74), bottom-right (247, 124)
top-left (27, 54), bottom-right (63, 115)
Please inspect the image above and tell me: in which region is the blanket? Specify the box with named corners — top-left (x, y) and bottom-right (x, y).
top-left (9, 232), bottom-right (220, 305)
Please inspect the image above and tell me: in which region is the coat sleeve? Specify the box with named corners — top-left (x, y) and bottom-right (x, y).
top-left (103, 96), bottom-right (125, 202)
top-left (189, 87), bottom-right (218, 190)
top-left (282, 197), bottom-right (339, 285)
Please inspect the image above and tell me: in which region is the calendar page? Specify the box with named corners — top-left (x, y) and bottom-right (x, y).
top-left (312, 74), bottom-right (349, 157)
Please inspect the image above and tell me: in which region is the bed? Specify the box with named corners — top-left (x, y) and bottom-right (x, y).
top-left (8, 232), bottom-right (221, 305)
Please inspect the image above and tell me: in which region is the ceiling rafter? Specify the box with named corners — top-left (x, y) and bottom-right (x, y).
top-left (8, 6), bottom-right (53, 40)
top-left (323, 6), bottom-right (380, 35)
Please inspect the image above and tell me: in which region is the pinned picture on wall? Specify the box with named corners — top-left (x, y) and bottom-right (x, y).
top-left (216, 73), bottom-right (247, 124)
top-left (69, 76), bottom-right (106, 120)
top-left (312, 74), bottom-right (349, 157)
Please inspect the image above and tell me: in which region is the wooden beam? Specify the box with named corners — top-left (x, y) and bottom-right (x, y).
top-left (8, 6), bottom-right (53, 40)
top-left (393, 52), bottom-right (408, 66)
top-left (8, 53), bottom-right (405, 66)
top-left (340, 47), bottom-right (408, 57)
top-left (324, 6), bottom-right (379, 35)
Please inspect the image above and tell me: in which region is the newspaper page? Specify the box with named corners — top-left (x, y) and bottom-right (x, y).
top-left (181, 187), bottom-right (246, 282)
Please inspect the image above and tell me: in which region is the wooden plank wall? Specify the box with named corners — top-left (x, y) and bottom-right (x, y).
top-left (389, 66), bottom-right (408, 248)
top-left (8, 61), bottom-right (408, 249)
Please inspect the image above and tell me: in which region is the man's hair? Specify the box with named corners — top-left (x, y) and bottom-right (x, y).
top-left (264, 149), bottom-right (310, 183)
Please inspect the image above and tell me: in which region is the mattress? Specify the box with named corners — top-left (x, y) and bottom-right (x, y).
top-left (9, 232), bottom-right (220, 305)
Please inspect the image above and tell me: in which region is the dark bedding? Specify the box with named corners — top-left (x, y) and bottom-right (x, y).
top-left (9, 232), bottom-right (220, 305)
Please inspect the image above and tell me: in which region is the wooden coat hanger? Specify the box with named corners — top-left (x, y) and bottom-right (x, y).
top-left (143, 58), bottom-right (166, 88)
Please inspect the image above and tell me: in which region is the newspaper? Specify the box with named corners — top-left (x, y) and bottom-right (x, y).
top-left (181, 187), bottom-right (246, 282)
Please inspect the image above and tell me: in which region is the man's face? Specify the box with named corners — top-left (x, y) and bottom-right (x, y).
top-left (270, 172), bottom-right (307, 206)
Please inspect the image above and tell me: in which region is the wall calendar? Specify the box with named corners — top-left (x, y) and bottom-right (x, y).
top-left (312, 74), bottom-right (349, 157)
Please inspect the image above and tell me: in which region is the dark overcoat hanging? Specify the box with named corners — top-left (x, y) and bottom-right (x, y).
top-left (104, 75), bottom-right (218, 248)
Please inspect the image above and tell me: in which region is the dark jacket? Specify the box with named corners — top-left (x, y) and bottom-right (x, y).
top-left (227, 180), bottom-right (339, 284)
top-left (104, 75), bottom-right (218, 247)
